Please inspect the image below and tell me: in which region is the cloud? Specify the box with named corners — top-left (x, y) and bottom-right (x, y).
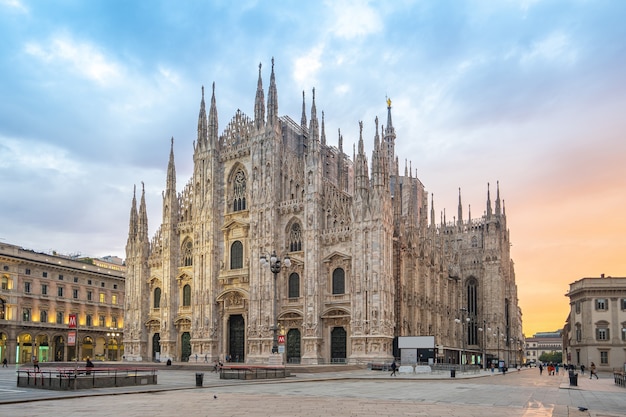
top-left (24, 33), bottom-right (122, 85)
top-left (293, 45), bottom-right (324, 87)
top-left (0, 0), bottom-right (28, 13)
top-left (325, 0), bottom-right (383, 40)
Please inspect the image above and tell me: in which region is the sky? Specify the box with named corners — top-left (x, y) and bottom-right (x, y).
top-left (1, 0), bottom-right (625, 338)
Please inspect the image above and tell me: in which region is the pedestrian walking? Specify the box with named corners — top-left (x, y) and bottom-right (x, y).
top-left (539, 363), bottom-right (543, 375)
top-left (32, 356), bottom-right (39, 371)
top-left (589, 362), bottom-right (599, 379)
top-left (580, 364), bottom-right (585, 375)
top-left (390, 360), bottom-right (398, 377)
top-left (2, 358), bottom-right (7, 367)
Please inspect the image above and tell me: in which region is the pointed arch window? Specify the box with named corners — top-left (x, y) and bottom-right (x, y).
top-left (332, 268), bottom-right (345, 295)
top-left (182, 240), bottom-right (193, 267)
top-left (183, 284), bottom-right (191, 307)
top-left (288, 273), bottom-right (300, 298)
top-left (466, 278), bottom-right (478, 345)
top-left (230, 241), bottom-right (243, 269)
top-left (289, 223), bottom-right (302, 252)
top-left (232, 169), bottom-right (247, 211)
top-left (154, 288), bottom-right (161, 309)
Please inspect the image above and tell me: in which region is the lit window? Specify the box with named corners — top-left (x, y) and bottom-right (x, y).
top-left (99, 315), bottom-right (105, 327)
top-left (112, 294), bottom-right (117, 305)
top-left (23, 308), bottom-right (31, 322)
top-left (99, 293), bottom-right (105, 303)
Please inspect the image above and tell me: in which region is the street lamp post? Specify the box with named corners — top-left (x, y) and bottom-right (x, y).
top-left (260, 251), bottom-right (291, 355)
top-left (455, 308), bottom-right (470, 368)
top-left (478, 321), bottom-right (489, 370)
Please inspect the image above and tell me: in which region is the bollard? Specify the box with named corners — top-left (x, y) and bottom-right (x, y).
top-left (196, 373), bottom-right (204, 387)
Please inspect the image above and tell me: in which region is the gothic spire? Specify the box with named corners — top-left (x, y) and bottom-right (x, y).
top-left (495, 180), bottom-right (501, 216)
top-left (430, 193), bottom-right (435, 227)
top-left (486, 182), bottom-right (492, 219)
top-left (208, 82), bottom-right (218, 148)
top-left (254, 62), bottom-right (265, 130)
top-left (197, 86), bottom-right (207, 149)
top-left (167, 137), bottom-right (176, 192)
top-left (138, 181), bottom-right (149, 244)
top-left (309, 88), bottom-right (319, 142)
top-left (457, 188), bottom-right (463, 227)
top-left (267, 57), bottom-right (278, 127)
top-left (128, 184), bottom-right (138, 239)
top-left (300, 90), bottom-right (307, 129)
top-left (384, 97), bottom-right (397, 175)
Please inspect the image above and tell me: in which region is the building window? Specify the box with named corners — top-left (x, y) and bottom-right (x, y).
top-left (0, 299), bottom-right (4, 320)
top-left (99, 293), bottom-right (105, 303)
top-left (112, 294), bottom-right (117, 305)
top-left (24, 282), bottom-right (31, 293)
top-left (596, 327), bottom-right (609, 341)
top-left (73, 289), bottom-right (79, 299)
top-left (232, 169), bottom-right (247, 211)
top-left (230, 241), bottom-right (243, 269)
top-left (600, 351), bottom-right (609, 365)
top-left (111, 317), bottom-right (118, 328)
top-left (182, 284), bottom-right (191, 307)
top-left (86, 315), bottom-right (92, 327)
top-left (595, 299), bottom-right (608, 311)
top-left (575, 324), bottom-right (582, 342)
top-left (101, 282), bottom-right (105, 288)
top-left (57, 286), bottom-right (64, 297)
top-left (58, 274), bottom-right (63, 280)
top-left (87, 291), bottom-right (92, 301)
top-left (154, 288), bottom-right (161, 309)
top-left (99, 315), bottom-right (105, 327)
top-left (88, 280), bottom-right (92, 285)
top-left (332, 268), bottom-right (345, 295)
top-left (622, 326), bottom-right (626, 341)
top-left (289, 223), bottom-right (302, 252)
top-left (56, 311), bottom-right (64, 324)
top-left (113, 284), bottom-right (117, 289)
top-left (42, 272), bottom-right (48, 278)
top-left (25, 268), bottom-right (31, 275)
top-left (1, 276), bottom-right (8, 290)
top-left (471, 236), bottom-right (478, 248)
top-left (621, 299), bottom-right (626, 310)
top-left (74, 277), bottom-right (78, 283)
top-left (182, 240), bottom-right (193, 267)
top-left (288, 273), bottom-right (300, 298)
top-left (575, 301), bottom-right (581, 314)
top-left (23, 308), bottom-right (31, 322)
top-left (41, 284), bottom-right (48, 295)
top-left (40, 310), bottom-right (48, 323)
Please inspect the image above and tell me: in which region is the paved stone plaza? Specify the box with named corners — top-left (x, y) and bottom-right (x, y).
top-left (1, 365), bottom-right (625, 416)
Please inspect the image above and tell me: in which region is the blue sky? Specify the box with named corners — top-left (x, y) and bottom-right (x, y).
top-left (1, 0), bottom-right (625, 335)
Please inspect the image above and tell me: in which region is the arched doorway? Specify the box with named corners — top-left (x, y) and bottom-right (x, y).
top-left (82, 337), bottom-right (94, 360)
top-left (36, 335), bottom-right (49, 363)
top-left (286, 329), bottom-right (301, 364)
top-left (181, 332), bottom-right (191, 362)
top-left (331, 327), bottom-right (347, 363)
top-left (228, 314), bottom-right (245, 362)
top-left (54, 335), bottom-right (65, 361)
top-left (17, 333), bottom-right (33, 364)
top-left (152, 333), bottom-right (161, 361)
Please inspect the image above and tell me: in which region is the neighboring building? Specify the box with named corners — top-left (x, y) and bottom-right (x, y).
top-left (564, 276), bottom-right (626, 371)
top-left (124, 60), bottom-right (522, 365)
top-left (0, 242), bottom-right (125, 365)
top-left (525, 330), bottom-right (563, 364)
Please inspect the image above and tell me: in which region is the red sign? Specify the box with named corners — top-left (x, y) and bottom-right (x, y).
top-left (68, 314), bottom-right (77, 329)
top-left (278, 335), bottom-right (285, 344)
top-left (68, 331), bottom-right (76, 346)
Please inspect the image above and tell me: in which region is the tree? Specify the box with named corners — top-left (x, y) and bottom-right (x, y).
top-left (539, 351), bottom-right (562, 363)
